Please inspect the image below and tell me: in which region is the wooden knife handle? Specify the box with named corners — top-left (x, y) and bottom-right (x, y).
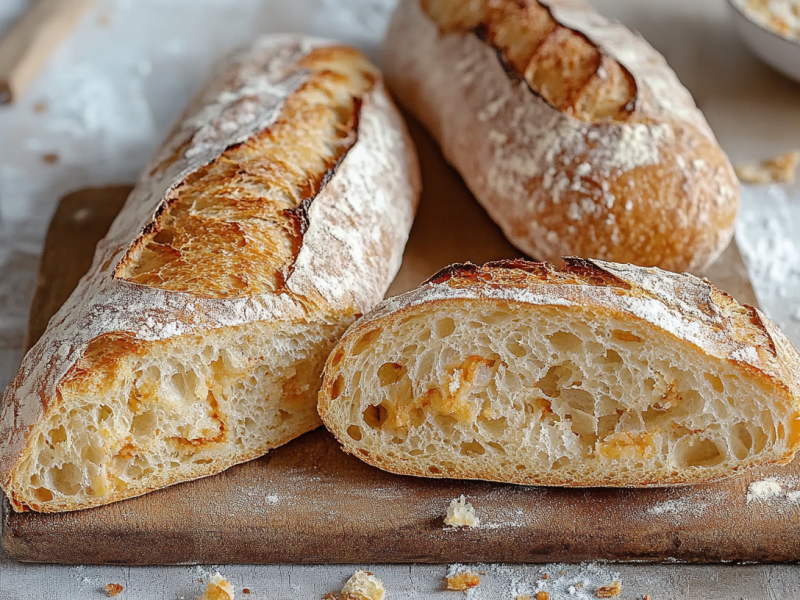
top-left (0, 0), bottom-right (95, 105)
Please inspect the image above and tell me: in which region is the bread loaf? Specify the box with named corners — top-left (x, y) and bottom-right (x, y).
top-left (382, 0), bottom-right (739, 273)
top-left (318, 259), bottom-right (800, 487)
top-left (0, 35), bottom-right (420, 512)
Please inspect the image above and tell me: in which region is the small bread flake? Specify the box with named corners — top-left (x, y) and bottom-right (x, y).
top-left (536, 592), bottom-right (550, 600)
top-left (105, 583), bottom-right (123, 597)
top-left (199, 573), bottom-right (235, 600)
top-left (330, 570), bottom-right (385, 600)
top-left (595, 581), bottom-right (622, 598)
top-left (735, 151), bottom-right (799, 184)
top-left (445, 571), bottom-right (481, 591)
top-left (444, 495), bottom-right (480, 528)
top-left (515, 596), bottom-right (533, 600)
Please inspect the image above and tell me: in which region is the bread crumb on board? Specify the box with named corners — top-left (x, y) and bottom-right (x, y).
top-left (323, 570), bottom-right (386, 600)
top-left (446, 571), bottom-right (481, 591)
top-left (520, 593), bottom-right (549, 600)
top-left (105, 583), bottom-right (123, 597)
top-left (735, 151), bottom-right (799, 184)
top-left (595, 581), bottom-right (622, 598)
top-left (199, 573), bottom-right (235, 600)
top-left (444, 495), bottom-right (480, 528)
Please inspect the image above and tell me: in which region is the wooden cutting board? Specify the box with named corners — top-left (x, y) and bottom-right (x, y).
top-left (5, 120), bottom-right (800, 565)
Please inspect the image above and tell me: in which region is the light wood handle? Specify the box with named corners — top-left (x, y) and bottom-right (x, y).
top-left (0, 0), bottom-right (95, 105)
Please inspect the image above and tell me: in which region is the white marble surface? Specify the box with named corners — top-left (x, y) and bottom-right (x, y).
top-left (1, 0), bottom-right (800, 598)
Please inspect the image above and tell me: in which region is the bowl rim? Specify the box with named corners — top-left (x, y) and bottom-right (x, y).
top-left (725, 0), bottom-right (800, 49)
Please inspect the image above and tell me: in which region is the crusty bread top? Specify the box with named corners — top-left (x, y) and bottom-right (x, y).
top-left (0, 35), bottom-right (420, 481)
top-left (421, 0), bottom-right (709, 133)
top-left (351, 258), bottom-right (800, 403)
top-left (117, 46), bottom-right (377, 298)
top-left (386, 0), bottom-right (738, 272)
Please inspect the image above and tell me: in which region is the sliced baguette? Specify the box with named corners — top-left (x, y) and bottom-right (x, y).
top-left (0, 36), bottom-right (420, 512)
top-left (318, 259), bottom-right (800, 486)
top-left (381, 0), bottom-right (739, 272)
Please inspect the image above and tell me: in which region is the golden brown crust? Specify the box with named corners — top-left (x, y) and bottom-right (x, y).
top-left (318, 258), bottom-right (800, 487)
top-left (117, 47), bottom-right (376, 298)
top-left (422, 0), bottom-right (636, 121)
top-left (382, 0), bottom-right (739, 272)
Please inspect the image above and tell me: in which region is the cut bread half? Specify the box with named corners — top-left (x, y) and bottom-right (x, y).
top-left (0, 36), bottom-right (420, 512)
top-left (318, 259), bottom-right (800, 487)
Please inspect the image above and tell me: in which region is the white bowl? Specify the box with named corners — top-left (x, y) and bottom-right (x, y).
top-left (727, 0), bottom-right (800, 84)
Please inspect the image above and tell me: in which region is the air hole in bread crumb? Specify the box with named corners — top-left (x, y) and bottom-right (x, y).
top-left (363, 403), bottom-right (388, 429)
top-left (611, 330), bottom-right (642, 343)
top-left (674, 436), bottom-right (724, 468)
top-left (51, 463), bottom-right (82, 495)
top-left (352, 328), bottom-right (382, 355)
top-left (49, 425), bottom-right (67, 444)
top-left (98, 405), bottom-right (113, 421)
top-left (548, 331), bottom-right (581, 352)
top-left (552, 456), bottom-right (572, 470)
top-left (428, 465), bottom-right (441, 474)
top-left (152, 229), bottom-right (175, 245)
top-left (506, 339), bottom-right (527, 357)
top-left (34, 487), bottom-right (53, 503)
top-left (460, 439), bottom-right (486, 456)
top-left (704, 372), bottom-right (724, 393)
top-left (378, 362), bottom-right (406, 386)
top-left (347, 425), bottom-right (363, 440)
top-left (329, 349), bottom-right (344, 368)
top-left (729, 423), bottom-right (753, 460)
top-left (331, 375), bottom-right (344, 399)
top-left (435, 317), bottom-right (456, 338)
top-left (536, 366), bottom-right (564, 398)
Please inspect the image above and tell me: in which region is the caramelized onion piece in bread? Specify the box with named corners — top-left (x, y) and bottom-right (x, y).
top-left (319, 260), bottom-right (800, 487)
top-left (0, 36), bottom-right (420, 512)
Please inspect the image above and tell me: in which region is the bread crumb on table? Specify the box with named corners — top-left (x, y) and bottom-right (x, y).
top-left (105, 583), bottom-right (123, 597)
top-left (536, 592), bottom-right (550, 600)
top-left (199, 573), bottom-right (235, 600)
top-left (445, 571), bottom-right (481, 591)
top-left (515, 595), bottom-right (532, 600)
top-left (444, 495), bottom-right (480, 528)
top-left (595, 581), bottom-right (622, 598)
top-left (324, 570), bottom-right (385, 600)
top-left (735, 151), bottom-right (799, 184)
